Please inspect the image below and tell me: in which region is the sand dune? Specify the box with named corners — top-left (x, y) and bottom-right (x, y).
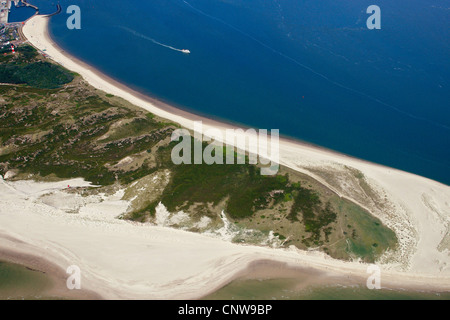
top-left (0, 177), bottom-right (448, 299)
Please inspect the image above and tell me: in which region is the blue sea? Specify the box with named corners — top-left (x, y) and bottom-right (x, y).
top-left (25, 0), bottom-right (450, 185)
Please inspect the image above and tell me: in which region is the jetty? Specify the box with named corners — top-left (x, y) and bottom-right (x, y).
top-left (0, 0), bottom-right (39, 24)
top-left (46, 3), bottom-right (61, 17)
top-left (21, 0), bottom-right (38, 11)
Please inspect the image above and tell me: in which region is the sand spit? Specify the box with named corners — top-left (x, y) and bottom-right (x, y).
top-left (0, 15), bottom-right (446, 298)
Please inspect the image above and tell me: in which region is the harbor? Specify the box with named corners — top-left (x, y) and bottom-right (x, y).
top-left (0, 0), bottom-right (43, 53)
top-left (0, 0), bottom-right (38, 24)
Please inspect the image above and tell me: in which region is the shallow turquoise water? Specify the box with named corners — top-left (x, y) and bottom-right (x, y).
top-left (0, 261), bottom-right (53, 300)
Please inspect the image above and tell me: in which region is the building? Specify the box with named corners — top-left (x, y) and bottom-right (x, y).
top-left (0, 1), bottom-right (10, 24)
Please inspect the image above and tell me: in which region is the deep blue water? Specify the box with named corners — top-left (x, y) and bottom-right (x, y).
top-left (8, 2), bottom-right (36, 22)
top-left (30, 0), bottom-right (450, 185)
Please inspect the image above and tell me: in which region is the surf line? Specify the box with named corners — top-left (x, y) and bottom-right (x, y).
top-left (120, 26), bottom-right (190, 54)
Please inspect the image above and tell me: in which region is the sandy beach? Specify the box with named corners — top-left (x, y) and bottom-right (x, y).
top-left (0, 177), bottom-right (448, 299)
top-left (0, 14), bottom-right (447, 299)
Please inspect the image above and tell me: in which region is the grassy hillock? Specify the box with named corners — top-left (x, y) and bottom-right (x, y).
top-left (0, 84), bottom-right (169, 185)
top-left (0, 45), bottom-right (74, 89)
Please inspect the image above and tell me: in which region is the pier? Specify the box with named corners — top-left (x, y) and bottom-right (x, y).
top-left (21, 0), bottom-right (38, 11)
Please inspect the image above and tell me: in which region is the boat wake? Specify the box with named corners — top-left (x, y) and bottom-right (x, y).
top-left (120, 26), bottom-right (190, 54)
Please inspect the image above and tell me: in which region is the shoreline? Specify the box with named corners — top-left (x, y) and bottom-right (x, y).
top-left (33, 17), bottom-right (447, 186)
top-left (1, 228), bottom-right (449, 299)
top-left (1, 14), bottom-right (447, 299)
top-left (26, 17), bottom-right (449, 188)
top-left (0, 176), bottom-right (448, 299)
top-left (200, 260), bottom-right (450, 300)
top-left (0, 248), bottom-right (102, 300)
top-left (1, 233), bottom-right (448, 300)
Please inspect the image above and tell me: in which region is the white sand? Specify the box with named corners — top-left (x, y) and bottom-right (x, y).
top-left (0, 177), bottom-right (448, 299)
top-left (0, 15), bottom-right (446, 298)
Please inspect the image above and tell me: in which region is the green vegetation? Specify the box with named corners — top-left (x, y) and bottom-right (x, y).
top-left (98, 117), bottom-right (164, 143)
top-left (150, 141), bottom-right (332, 221)
top-left (0, 45), bottom-right (73, 89)
top-left (288, 187), bottom-right (337, 246)
top-left (0, 84), bottom-right (171, 185)
top-left (333, 198), bottom-right (397, 262)
top-left (159, 162), bottom-right (291, 219)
